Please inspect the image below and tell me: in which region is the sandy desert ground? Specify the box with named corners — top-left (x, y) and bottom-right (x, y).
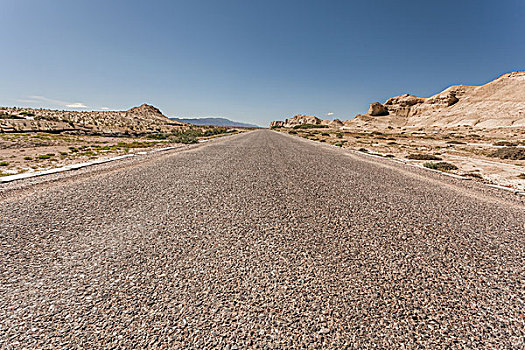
top-left (0, 130), bottom-right (241, 178)
top-left (272, 125), bottom-right (525, 191)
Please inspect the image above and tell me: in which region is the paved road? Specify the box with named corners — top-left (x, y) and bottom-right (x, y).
top-left (1, 130), bottom-right (524, 349)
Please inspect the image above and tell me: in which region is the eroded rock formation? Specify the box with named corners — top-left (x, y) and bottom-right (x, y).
top-left (350, 71), bottom-right (525, 129)
top-left (368, 102), bottom-right (389, 116)
top-left (0, 104), bottom-right (186, 134)
top-left (271, 71), bottom-right (525, 130)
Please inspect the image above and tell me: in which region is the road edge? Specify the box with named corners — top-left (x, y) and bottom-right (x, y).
top-left (273, 130), bottom-right (525, 197)
top-left (0, 131), bottom-right (249, 185)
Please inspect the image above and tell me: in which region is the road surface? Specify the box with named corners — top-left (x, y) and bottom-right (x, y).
top-left (1, 130), bottom-right (524, 348)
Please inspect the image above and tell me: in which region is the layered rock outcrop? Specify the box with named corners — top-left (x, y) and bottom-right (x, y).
top-left (0, 104), bottom-right (187, 134)
top-left (284, 115), bottom-right (322, 127)
top-left (368, 102), bottom-right (389, 116)
top-left (350, 71), bottom-right (525, 129)
top-left (270, 115), bottom-right (343, 129)
top-left (328, 119), bottom-right (344, 127)
top-left (269, 71), bottom-right (525, 130)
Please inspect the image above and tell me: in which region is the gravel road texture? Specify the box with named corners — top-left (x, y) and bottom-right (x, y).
top-left (1, 130), bottom-right (524, 349)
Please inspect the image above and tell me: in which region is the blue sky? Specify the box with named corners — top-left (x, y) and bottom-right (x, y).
top-left (1, 0), bottom-right (523, 126)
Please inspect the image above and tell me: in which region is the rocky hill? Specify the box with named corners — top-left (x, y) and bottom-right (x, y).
top-left (271, 114), bottom-right (343, 128)
top-left (270, 71), bottom-right (525, 130)
top-left (349, 71), bottom-right (525, 130)
top-left (0, 104), bottom-right (187, 135)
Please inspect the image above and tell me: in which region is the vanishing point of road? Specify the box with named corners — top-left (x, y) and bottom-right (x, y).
top-left (1, 130), bottom-right (524, 349)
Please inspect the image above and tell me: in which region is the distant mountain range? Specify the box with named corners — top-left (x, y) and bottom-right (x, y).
top-left (171, 117), bottom-right (259, 128)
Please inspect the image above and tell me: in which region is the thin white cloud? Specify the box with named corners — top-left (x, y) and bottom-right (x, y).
top-left (17, 95), bottom-right (88, 109)
top-left (100, 107), bottom-right (110, 110)
top-left (66, 102), bottom-right (87, 108)
top-left (327, 112), bottom-right (334, 116)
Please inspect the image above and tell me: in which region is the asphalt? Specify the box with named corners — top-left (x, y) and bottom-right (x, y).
top-left (1, 130), bottom-right (524, 349)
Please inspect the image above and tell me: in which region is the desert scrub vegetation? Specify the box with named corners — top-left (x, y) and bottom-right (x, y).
top-left (112, 141), bottom-right (157, 149)
top-left (423, 162), bottom-right (458, 171)
top-left (146, 127), bottom-right (232, 144)
top-left (37, 154), bottom-right (55, 160)
top-left (292, 124), bottom-right (328, 129)
top-left (518, 173), bottom-right (525, 179)
top-left (0, 112), bottom-right (25, 119)
top-left (407, 153), bottom-right (442, 160)
top-left (489, 147), bottom-right (525, 160)
top-left (461, 171), bottom-right (483, 179)
top-left (171, 134), bottom-right (198, 144)
top-left (493, 141), bottom-right (518, 147)
top-left (0, 161), bottom-right (9, 166)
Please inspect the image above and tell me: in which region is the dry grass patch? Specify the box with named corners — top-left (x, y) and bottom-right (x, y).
top-left (407, 153), bottom-right (442, 160)
top-left (423, 162), bottom-right (458, 171)
top-left (493, 141), bottom-right (518, 147)
top-left (490, 147), bottom-right (525, 160)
